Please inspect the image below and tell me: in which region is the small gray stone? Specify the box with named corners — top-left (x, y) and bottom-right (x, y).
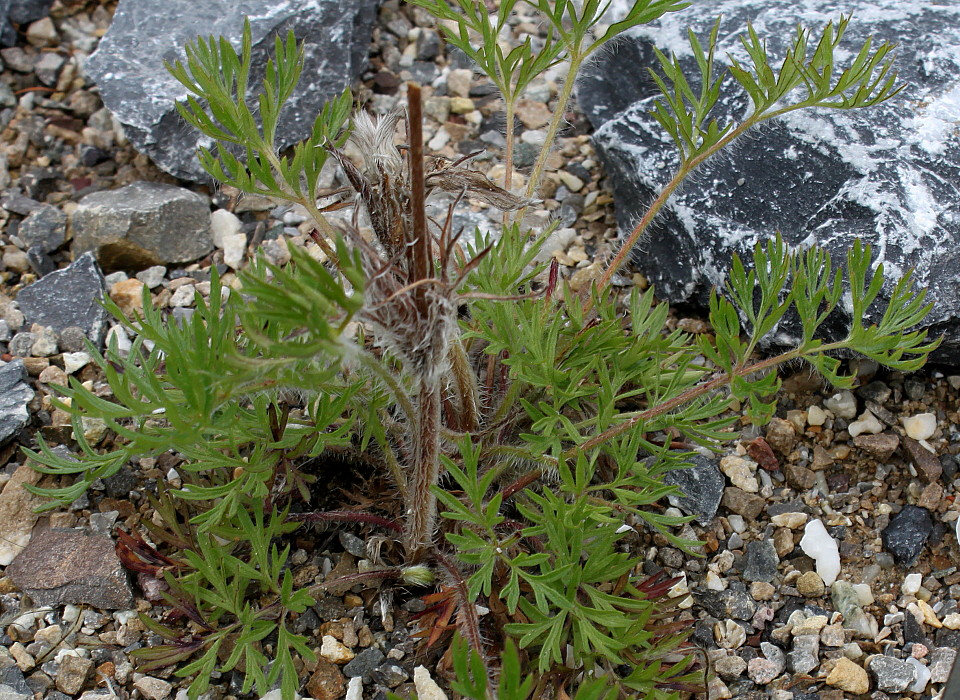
top-left (71, 182), bottom-right (213, 269)
top-left (928, 647), bottom-right (957, 683)
top-left (15, 252), bottom-right (109, 345)
top-left (743, 540), bottom-right (779, 583)
top-left (662, 454), bottom-right (725, 525)
top-left (0, 664), bottom-right (32, 700)
top-left (17, 204), bottom-right (65, 253)
top-left (868, 655), bottom-right (915, 693)
top-left (695, 589), bottom-right (757, 621)
top-left (339, 531), bottom-right (366, 558)
top-left (0, 359), bottom-right (32, 446)
top-left (33, 51), bottom-right (64, 86)
top-left (787, 635), bottom-right (820, 675)
top-left (58, 326), bottom-right (90, 353)
top-left (373, 663), bottom-right (409, 688)
top-left (135, 265), bottom-right (167, 289)
top-left (343, 648), bottom-right (385, 683)
top-left (7, 332), bottom-right (34, 357)
top-left (0, 319), bottom-right (9, 341)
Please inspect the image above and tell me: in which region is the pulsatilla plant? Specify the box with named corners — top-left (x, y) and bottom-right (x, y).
top-left (26, 2), bottom-right (938, 698)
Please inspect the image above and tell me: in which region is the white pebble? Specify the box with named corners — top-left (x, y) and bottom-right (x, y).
top-left (344, 677), bottom-right (363, 700)
top-left (210, 209), bottom-right (242, 248)
top-left (907, 657), bottom-right (931, 693)
top-left (169, 285), bottom-right (196, 308)
top-left (807, 405), bottom-right (827, 426)
top-left (62, 351), bottom-right (91, 374)
top-left (222, 232), bottom-right (248, 270)
top-left (824, 390), bottom-right (857, 419)
top-left (852, 583), bottom-right (874, 606)
top-left (902, 573), bottom-right (922, 596)
top-left (413, 666), bottom-right (449, 700)
top-left (902, 412), bottom-right (937, 440)
top-left (848, 410), bottom-right (883, 437)
top-left (105, 325), bottom-right (131, 357)
top-left (319, 635), bottom-right (354, 664)
top-left (799, 519), bottom-right (840, 586)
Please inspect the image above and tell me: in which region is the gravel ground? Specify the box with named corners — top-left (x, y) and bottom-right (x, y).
top-left (0, 2), bottom-right (959, 700)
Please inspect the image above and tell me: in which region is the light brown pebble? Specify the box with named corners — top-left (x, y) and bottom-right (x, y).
top-left (825, 657), bottom-right (869, 695)
top-left (797, 571), bottom-right (826, 598)
top-left (38, 365), bottom-right (68, 386)
top-left (110, 278), bottom-right (146, 316)
top-left (916, 482), bottom-right (943, 510)
top-left (750, 582), bottom-right (775, 601)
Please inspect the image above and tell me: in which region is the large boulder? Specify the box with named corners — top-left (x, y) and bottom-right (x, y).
top-left (577, 1), bottom-right (960, 362)
top-left (85, 0), bottom-right (378, 181)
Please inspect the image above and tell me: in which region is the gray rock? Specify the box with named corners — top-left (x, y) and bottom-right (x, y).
top-left (881, 505), bottom-right (933, 566)
top-left (577, 1), bottom-right (960, 362)
top-left (17, 204), bottom-right (65, 253)
top-left (743, 540), bottom-right (779, 583)
top-left (695, 589), bottom-right (757, 621)
top-left (15, 252), bottom-right (109, 345)
top-left (0, 663), bottom-right (31, 700)
top-left (5, 528), bottom-right (133, 609)
top-left (868, 655), bottom-right (915, 693)
top-left (928, 647), bottom-right (957, 683)
top-left (71, 182), bottom-right (213, 269)
top-left (343, 648), bottom-right (385, 683)
top-left (0, 359), bottom-right (32, 446)
top-left (7, 332), bottom-right (33, 357)
top-left (339, 531), bottom-right (366, 558)
top-left (84, 0), bottom-right (378, 181)
top-left (58, 326), bottom-right (90, 353)
top-left (373, 663), bottom-right (409, 688)
top-left (662, 454), bottom-right (725, 524)
top-left (787, 634), bottom-right (819, 675)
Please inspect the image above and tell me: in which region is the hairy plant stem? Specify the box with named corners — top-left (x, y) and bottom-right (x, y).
top-left (517, 54), bottom-right (584, 219)
top-left (404, 83), bottom-right (444, 563)
top-left (448, 337), bottom-right (479, 432)
top-left (260, 146), bottom-right (340, 264)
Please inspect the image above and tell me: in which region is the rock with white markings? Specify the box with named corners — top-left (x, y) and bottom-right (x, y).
top-left (578, 0), bottom-right (960, 362)
top-left (85, 0), bottom-right (378, 181)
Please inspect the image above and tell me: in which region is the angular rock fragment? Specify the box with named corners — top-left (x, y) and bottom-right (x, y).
top-left (578, 0), bottom-right (960, 362)
top-left (0, 359), bottom-right (33, 447)
top-left (662, 454), bottom-right (724, 524)
top-left (85, 0), bottom-right (378, 181)
top-left (882, 505), bottom-right (933, 566)
top-left (14, 252), bottom-right (109, 345)
top-left (6, 528), bottom-right (133, 609)
top-left (71, 182), bottom-right (213, 269)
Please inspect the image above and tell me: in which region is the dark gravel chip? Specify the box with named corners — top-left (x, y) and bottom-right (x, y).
top-left (881, 505), bottom-right (933, 566)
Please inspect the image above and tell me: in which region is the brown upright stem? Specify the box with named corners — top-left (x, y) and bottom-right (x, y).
top-left (404, 83), bottom-right (443, 562)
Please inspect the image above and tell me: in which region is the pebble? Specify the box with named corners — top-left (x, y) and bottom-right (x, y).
top-left (848, 410), bottom-right (883, 437)
top-left (320, 636), bottom-right (355, 664)
top-left (136, 266), bottom-right (167, 289)
top-left (719, 455), bottom-right (759, 493)
top-left (903, 412), bottom-right (937, 440)
top-left (799, 519), bottom-right (840, 586)
top-left (221, 233), bottom-right (247, 270)
top-left (714, 655), bottom-right (747, 680)
top-left (825, 657), bottom-right (870, 695)
top-left (413, 666), bottom-right (448, 700)
top-left (796, 571), bottom-right (826, 598)
top-left (882, 505), bottom-right (933, 566)
top-left (806, 405), bottom-right (827, 426)
top-left (770, 512), bottom-right (807, 529)
top-left (903, 572), bottom-right (922, 596)
top-left (133, 676), bottom-right (172, 700)
top-left (832, 581), bottom-right (878, 638)
top-left (868, 655), bottom-right (915, 693)
top-left (906, 656), bottom-right (931, 693)
top-left (824, 390), bottom-right (857, 419)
